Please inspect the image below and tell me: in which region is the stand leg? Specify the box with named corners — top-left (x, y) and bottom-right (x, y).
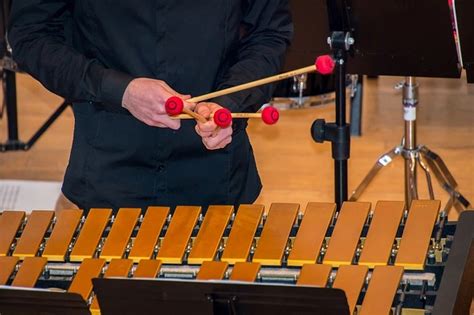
top-left (420, 146), bottom-right (458, 188)
top-left (349, 147), bottom-right (400, 201)
top-left (417, 154), bottom-right (435, 200)
top-left (420, 146), bottom-right (471, 211)
top-left (3, 69), bottom-right (21, 149)
top-left (405, 153), bottom-right (419, 206)
top-left (25, 101), bottom-right (71, 150)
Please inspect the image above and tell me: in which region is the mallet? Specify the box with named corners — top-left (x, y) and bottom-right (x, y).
top-left (173, 106), bottom-right (280, 128)
top-left (165, 54), bottom-right (335, 117)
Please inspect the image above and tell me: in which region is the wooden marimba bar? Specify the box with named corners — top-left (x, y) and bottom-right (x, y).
top-left (0, 200), bottom-right (472, 314)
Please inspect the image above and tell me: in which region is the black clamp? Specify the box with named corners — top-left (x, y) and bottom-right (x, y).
top-left (311, 119), bottom-right (351, 161)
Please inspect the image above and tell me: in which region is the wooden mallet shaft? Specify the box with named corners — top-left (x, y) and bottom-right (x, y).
top-left (187, 65), bottom-right (317, 103)
top-left (182, 107), bottom-right (207, 123)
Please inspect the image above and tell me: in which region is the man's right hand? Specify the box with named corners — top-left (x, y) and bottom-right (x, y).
top-left (121, 78), bottom-right (194, 129)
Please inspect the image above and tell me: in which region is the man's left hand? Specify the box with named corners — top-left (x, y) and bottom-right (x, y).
top-left (194, 102), bottom-right (233, 150)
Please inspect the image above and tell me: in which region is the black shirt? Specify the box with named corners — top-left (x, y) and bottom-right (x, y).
top-left (8, 0), bottom-right (293, 211)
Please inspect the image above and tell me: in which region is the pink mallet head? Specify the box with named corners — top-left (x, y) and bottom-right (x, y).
top-left (165, 96), bottom-right (184, 115)
top-left (315, 55), bottom-right (335, 75)
top-left (213, 108), bottom-right (233, 128)
top-left (261, 106), bottom-right (279, 125)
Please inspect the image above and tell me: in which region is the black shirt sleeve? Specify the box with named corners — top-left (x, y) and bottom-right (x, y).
top-left (8, 0), bottom-right (134, 106)
top-left (210, 0), bottom-right (293, 113)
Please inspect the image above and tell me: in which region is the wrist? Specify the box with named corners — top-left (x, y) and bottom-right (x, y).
top-left (101, 68), bottom-right (135, 107)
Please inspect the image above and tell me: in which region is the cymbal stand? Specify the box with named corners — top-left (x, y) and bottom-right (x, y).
top-left (350, 77), bottom-right (470, 213)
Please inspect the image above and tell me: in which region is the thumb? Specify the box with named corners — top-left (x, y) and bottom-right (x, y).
top-left (196, 104), bottom-right (212, 118)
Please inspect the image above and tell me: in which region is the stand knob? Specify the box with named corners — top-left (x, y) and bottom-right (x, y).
top-left (311, 119), bottom-right (326, 143)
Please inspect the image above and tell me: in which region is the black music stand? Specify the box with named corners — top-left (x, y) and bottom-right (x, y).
top-left (285, 0), bottom-right (470, 211)
top-left (0, 287), bottom-right (90, 315)
top-left (432, 210), bottom-right (474, 315)
top-left (92, 278), bottom-right (350, 315)
top-left (455, 0), bottom-right (474, 83)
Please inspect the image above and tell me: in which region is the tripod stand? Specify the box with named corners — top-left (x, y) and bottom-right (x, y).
top-left (0, 59), bottom-right (72, 151)
top-left (0, 0), bottom-right (71, 151)
top-left (350, 77), bottom-right (471, 212)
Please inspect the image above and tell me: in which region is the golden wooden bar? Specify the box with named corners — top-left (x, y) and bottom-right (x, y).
top-left (188, 205), bottom-right (233, 264)
top-left (156, 206), bottom-right (200, 264)
top-left (68, 258), bottom-right (106, 301)
top-left (13, 211), bottom-right (54, 259)
top-left (11, 257), bottom-right (47, 288)
top-left (42, 209), bottom-right (83, 261)
top-left (358, 201), bottom-right (405, 268)
top-left (133, 259), bottom-right (162, 278)
top-left (0, 256), bottom-right (19, 285)
top-left (221, 204), bottom-right (264, 264)
top-left (229, 262), bottom-right (261, 282)
top-left (90, 259), bottom-right (134, 311)
top-left (103, 259), bottom-right (134, 277)
top-left (323, 202), bottom-right (371, 267)
top-left (70, 209), bottom-right (112, 262)
top-left (359, 266), bottom-right (404, 315)
top-left (196, 261), bottom-right (229, 280)
top-left (395, 200), bottom-right (440, 270)
top-left (128, 207), bottom-right (169, 263)
top-left (296, 264), bottom-right (332, 287)
top-left (287, 203), bottom-right (335, 266)
top-left (0, 211), bottom-right (25, 256)
top-left (100, 208), bottom-right (141, 261)
top-left (252, 203), bottom-right (299, 266)
top-left (332, 265), bottom-right (369, 314)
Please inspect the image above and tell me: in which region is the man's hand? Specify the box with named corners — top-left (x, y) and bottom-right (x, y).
top-left (195, 102), bottom-right (233, 150)
top-left (122, 78), bottom-right (194, 129)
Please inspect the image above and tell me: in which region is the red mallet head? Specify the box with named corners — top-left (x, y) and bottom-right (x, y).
top-left (213, 108), bottom-right (232, 128)
top-left (315, 55), bottom-right (335, 75)
top-left (261, 106), bottom-right (279, 125)
top-left (165, 96), bottom-right (184, 115)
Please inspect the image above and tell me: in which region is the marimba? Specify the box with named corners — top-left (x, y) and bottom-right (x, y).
top-left (0, 200), bottom-right (472, 314)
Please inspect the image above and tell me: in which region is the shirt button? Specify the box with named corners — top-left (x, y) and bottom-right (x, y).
top-left (157, 164), bottom-right (165, 172)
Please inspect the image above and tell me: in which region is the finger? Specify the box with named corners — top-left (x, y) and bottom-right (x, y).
top-left (159, 81), bottom-right (174, 93)
top-left (159, 81), bottom-right (190, 100)
top-left (152, 114), bottom-right (181, 130)
top-left (195, 124), bottom-right (214, 138)
top-left (195, 104), bottom-right (212, 118)
top-left (204, 134), bottom-right (232, 150)
top-left (203, 128), bottom-right (232, 148)
top-left (183, 100), bottom-right (196, 111)
top-left (155, 91), bottom-right (176, 114)
top-left (197, 120), bottom-right (217, 133)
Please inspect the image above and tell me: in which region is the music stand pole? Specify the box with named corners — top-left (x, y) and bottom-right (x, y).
top-left (311, 31), bottom-right (353, 210)
top-left (334, 38), bottom-right (350, 208)
top-left (403, 76), bottom-right (419, 206)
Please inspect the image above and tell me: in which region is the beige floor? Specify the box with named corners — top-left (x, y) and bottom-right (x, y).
top-left (0, 73), bottom-right (473, 220)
